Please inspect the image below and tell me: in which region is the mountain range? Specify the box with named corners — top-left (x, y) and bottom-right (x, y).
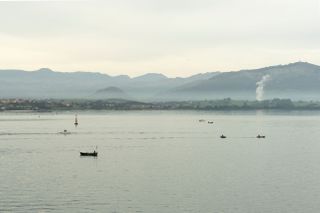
top-left (1, 62), bottom-right (320, 101)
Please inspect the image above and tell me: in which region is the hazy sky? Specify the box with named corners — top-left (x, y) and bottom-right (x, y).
top-left (0, 0), bottom-right (319, 77)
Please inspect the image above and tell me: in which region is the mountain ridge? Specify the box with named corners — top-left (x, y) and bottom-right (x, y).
top-left (0, 61), bottom-right (319, 100)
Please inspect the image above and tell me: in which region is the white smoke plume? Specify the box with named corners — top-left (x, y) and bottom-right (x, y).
top-left (256, 75), bottom-right (271, 101)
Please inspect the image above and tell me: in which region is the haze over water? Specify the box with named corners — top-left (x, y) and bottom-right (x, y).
top-left (1, 111), bottom-right (320, 212)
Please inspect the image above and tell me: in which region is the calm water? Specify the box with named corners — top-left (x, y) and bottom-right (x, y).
top-left (1, 110), bottom-right (320, 212)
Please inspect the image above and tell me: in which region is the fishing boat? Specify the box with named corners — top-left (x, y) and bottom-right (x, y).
top-left (74, 114), bottom-right (78, 126)
top-left (220, 134), bottom-right (227, 138)
top-left (257, 135), bottom-right (266, 138)
top-left (80, 151), bottom-right (98, 157)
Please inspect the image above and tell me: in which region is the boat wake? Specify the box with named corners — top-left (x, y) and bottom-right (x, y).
top-left (0, 132), bottom-right (77, 136)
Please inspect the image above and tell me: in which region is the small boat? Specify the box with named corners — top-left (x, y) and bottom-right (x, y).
top-left (257, 135), bottom-right (266, 138)
top-left (199, 119), bottom-right (206, 122)
top-left (80, 151), bottom-right (98, 157)
top-left (208, 121), bottom-right (214, 124)
top-left (59, 129), bottom-right (71, 135)
top-left (74, 115), bottom-right (78, 126)
top-left (220, 134), bottom-right (226, 139)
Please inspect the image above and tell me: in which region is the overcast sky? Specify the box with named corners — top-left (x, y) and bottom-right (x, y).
top-left (0, 0), bottom-right (319, 77)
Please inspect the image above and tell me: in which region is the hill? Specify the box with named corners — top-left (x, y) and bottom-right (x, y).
top-left (163, 62), bottom-right (320, 100)
top-left (94, 87), bottom-right (128, 99)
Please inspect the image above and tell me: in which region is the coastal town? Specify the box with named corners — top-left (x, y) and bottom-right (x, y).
top-left (1, 98), bottom-right (320, 111)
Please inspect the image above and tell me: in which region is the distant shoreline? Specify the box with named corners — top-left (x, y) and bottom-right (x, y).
top-left (2, 98), bottom-right (320, 111)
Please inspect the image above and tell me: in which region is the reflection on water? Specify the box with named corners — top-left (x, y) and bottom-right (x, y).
top-left (1, 111), bottom-right (320, 212)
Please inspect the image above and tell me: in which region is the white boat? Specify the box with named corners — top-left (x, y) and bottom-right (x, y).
top-left (59, 129), bottom-right (71, 135)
